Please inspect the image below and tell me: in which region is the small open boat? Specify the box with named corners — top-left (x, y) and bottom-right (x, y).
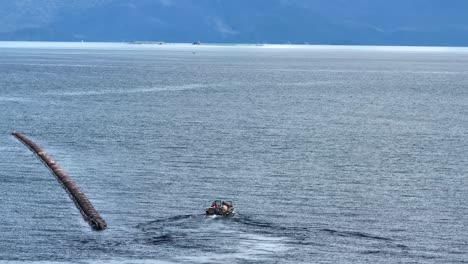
top-left (206, 200), bottom-right (234, 216)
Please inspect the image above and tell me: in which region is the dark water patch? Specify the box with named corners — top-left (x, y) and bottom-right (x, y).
top-left (73, 237), bottom-right (138, 258)
top-left (145, 234), bottom-right (174, 245)
top-left (321, 228), bottom-right (393, 242)
top-left (359, 246), bottom-right (411, 257)
top-left (234, 214), bottom-right (310, 233)
top-left (361, 250), bottom-right (384, 254)
top-left (135, 214), bottom-right (223, 249)
top-left (137, 214), bottom-right (195, 229)
top-left (389, 228), bottom-right (407, 233)
top-left (395, 243), bottom-right (409, 249)
top-left (233, 215), bottom-right (275, 228)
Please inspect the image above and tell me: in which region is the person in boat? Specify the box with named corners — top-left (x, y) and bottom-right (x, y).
top-left (206, 200), bottom-right (233, 215)
top-left (206, 200), bottom-right (220, 215)
top-left (221, 202), bottom-right (229, 214)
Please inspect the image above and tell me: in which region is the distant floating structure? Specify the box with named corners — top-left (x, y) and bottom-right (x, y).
top-left (12, 132), bottom-right (107, 231)
top-left (192, 41), bottom-right (201, 45)
top-left (129, 41), bottom-right (166, 45)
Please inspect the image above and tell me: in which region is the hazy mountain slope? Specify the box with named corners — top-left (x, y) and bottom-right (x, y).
top-left (1, 0), bottom-right (468, 45)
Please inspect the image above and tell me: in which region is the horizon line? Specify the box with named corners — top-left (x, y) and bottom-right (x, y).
top-left (1, 41), bottom-right (468, 52)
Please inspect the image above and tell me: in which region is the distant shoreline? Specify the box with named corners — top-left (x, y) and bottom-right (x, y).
top-left (1, 41), bottom-right (468, 52)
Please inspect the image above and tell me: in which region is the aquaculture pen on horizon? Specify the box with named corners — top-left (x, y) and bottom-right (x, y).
top-left (12, 131), bottom-right (107, 231)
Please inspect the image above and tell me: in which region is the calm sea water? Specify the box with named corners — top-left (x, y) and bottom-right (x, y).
top-left (0, 43), bottom-right (467, 263)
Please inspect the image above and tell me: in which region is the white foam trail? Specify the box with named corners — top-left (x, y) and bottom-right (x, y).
top-left (237, 233), bottom-right (290, 255)
top-left (0, 96), bottom-right (31, 102)
top-left (0, 63), bottom-right (119, 68)
top-left (52, 84), bottom-right (208, 96)
top-left (177, 232), bottom-right (291, 263)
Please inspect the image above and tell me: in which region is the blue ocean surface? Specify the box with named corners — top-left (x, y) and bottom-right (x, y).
top-left (0, 42), bottom-right (467, 263)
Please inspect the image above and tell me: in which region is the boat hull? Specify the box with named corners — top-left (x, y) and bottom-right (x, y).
top-left (205, 207), bottom-right (234, 216)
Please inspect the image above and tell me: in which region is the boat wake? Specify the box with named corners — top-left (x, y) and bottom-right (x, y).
top-left (135, 214), bottom-right (293, 263)
top-left (134, 214), bottom-right (412, 263)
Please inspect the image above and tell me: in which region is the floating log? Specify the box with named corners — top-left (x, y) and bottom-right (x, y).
top-left (12, 131), bottom-right (107, 231)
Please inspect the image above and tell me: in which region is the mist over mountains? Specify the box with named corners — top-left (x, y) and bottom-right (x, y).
top-left (1, 0), bottom-right (468, 46)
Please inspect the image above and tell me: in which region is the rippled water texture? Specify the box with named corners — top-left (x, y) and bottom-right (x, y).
top-left (0, 43), bottom-right (467, 263)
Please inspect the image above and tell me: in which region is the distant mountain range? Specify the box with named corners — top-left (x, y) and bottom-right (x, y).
top-left (1, 0), bottom-right (468, 46)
